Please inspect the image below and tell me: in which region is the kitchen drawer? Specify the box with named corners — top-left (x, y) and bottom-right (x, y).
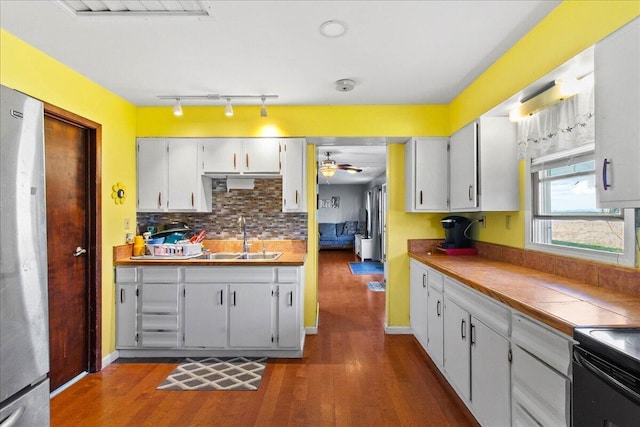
top-left (115, 267), bottom-right (138, 283)
top-left (512, 344), bottom-right (570, 427)
top-left (140, 331), bottom-right (180, 348)
top-left (140, 283), bottom-right (179, 313)
top-left (276, 267), bottom-right (298, 283)
top-left (141, 314), bottom-right (179, 331)
top-left (511, 312), bottom-right (573, 376)
top-left (427, 267), bottom-right (444, 292)
top-left (141, 267), bottom-right (181, 283)
top-left (185, 266), bottom-right (275, 283)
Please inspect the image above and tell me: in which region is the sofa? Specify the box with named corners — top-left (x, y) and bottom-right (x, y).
top-left (319, 221), bottom-right (359, 250)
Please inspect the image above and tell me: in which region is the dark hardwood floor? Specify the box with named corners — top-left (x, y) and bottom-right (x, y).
top-left (51, 250), bottom-right (477, 426)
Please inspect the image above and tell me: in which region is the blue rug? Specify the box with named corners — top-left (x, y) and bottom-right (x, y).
top-left (349, 262), bottom-right (383, 275)
top-left (367, 281), bottom-right (386, 292)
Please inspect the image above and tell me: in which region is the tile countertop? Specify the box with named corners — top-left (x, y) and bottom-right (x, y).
top-left (114, 240), bottom-right (306, 267)
top-left (409, 251), bottom-right (640, 336)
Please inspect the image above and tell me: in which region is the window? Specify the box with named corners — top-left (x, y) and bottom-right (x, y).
top-left (527, 145), bottom-right (635, 266)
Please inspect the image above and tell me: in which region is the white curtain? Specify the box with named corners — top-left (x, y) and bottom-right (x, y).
top-left (517, 76), bottom-right (595, 159)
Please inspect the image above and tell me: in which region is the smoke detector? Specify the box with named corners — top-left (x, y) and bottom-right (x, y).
top-left (335, 79), bottom-right (356, 92)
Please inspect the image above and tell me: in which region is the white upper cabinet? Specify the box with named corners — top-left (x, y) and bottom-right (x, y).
top-left (449, 117), bottom-right (518, 212)
top-left (405, 137), bottom-right (449, 212)
top-left (281, 138), bottom-right (307, 212)
top-left (201, 138), bottom-right (281, 175)
top-left (137, 138), bottom-right (212, 212)
top-left (595, 17), bottom-right (640, 208)
top-left (449, 123), bottom-right (478, 211)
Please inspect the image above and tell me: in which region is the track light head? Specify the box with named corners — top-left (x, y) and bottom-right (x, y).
top-left (172, 98), bottom-right (183, 117)
top-left (260, 97), bottom-right (267, 117)
top-left (225, 98), bottom-right (233, 117)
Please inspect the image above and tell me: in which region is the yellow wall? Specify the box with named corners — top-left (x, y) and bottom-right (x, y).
top-left (0, 29), bottom-right (138, 356)
top-left (1, 1), bottom-right (638, 359)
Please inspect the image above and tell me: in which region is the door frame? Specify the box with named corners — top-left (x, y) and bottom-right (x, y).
top-left (44, 102), bottom-right (102, 373)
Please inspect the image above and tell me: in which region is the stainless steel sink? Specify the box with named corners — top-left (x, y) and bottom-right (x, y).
top-left (239, 252), bottom-right (283, 260)
top-left (199, 252), bottom-right (282, 261)
top-left (200, 252), bottom-right (242, 260)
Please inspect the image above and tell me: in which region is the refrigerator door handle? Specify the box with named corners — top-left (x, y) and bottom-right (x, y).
top-left (0, 406), bottom-right (25, 427)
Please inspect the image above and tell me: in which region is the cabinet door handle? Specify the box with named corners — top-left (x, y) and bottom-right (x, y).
top-left (470, 323), bottom-right (476, 346)
top-left (436, 300), bottom-right (441, 317)
top-left (461, 319), bottom-right (466, 340)
top-left (602, 158), bottom-right (611, 190)
top-left (233, 153), bottom-right (237, 170)
top-left (158, 192), bottom-right (162, 207)
top-left (232, 291), bottom-right (237, 306)
top-left (191, 192), bottom-right (195, 207)
top-left (120, 288), bottom-right (124, 304)
top-left (246, 153), bottom-right (249, 169)
top-left (219, 289), bottom-right (224, 306)
top-left (288, 291), bottom-right (293, 307)
top-left (468, 185), bottom-right (473, 201)
top-left (295, 190), bottom-right (299, 204)
top-left (422, 274), bottom-right (426, 288)
top-left (419, 190), bottom-right (423, 205)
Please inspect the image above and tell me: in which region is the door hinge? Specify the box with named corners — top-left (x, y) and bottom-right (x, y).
top-left (447, 143), bottom-right (451, 152)
top-left (135, 288), bottom-right (139, 297)
top-left (183, 288), bottom-right (186, 298)
top-left (508, 349), bottom-right (513, 363)
top-left (135, 333), bottom-right (139, 342)
top-left (271, 335), bottom-right (275, 343)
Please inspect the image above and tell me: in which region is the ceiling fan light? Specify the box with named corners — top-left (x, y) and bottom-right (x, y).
top-left (320, 166), bottom-right (337, 178)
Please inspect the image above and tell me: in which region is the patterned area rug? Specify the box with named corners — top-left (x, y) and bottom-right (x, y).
top-left (157, 357), bottom-right (267, 391)
top-left (349, 261), bottom-right (383, 275)
top-left (367, 281), bottom-right (386, 292)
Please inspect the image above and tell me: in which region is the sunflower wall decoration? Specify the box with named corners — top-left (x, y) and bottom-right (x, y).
top-left (111, 182), bottom-right (127, 205)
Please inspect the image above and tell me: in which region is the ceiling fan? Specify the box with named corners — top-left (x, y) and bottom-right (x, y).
top-left (318, 152), bottom-right (363, 178)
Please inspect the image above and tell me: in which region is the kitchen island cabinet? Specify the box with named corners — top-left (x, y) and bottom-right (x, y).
top-left (115, 264), bottom-right (304, 357)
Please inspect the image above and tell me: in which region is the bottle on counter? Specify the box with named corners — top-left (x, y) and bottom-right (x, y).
top-left (133, 235), bottom-right (145, 256)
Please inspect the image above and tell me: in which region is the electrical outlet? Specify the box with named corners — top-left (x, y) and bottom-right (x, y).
top-left (124, 217), bottom-right (130, 230)
top-left (480, 216), bottom-right (487, 228)
top-left (506, 215), bottom-right (512, 230)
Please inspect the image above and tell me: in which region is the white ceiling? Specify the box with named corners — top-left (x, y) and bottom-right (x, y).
top-left (1, 0), bottom-right (561, 185)
top-left (1, 0), bottom-right (560, 107)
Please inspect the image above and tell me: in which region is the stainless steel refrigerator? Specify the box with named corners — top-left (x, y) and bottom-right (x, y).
top-left (0, 85), bottom-right (51, 426)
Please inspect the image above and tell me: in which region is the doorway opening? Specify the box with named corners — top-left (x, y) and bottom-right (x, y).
top-left (313, 140), bottom-right (388, 327)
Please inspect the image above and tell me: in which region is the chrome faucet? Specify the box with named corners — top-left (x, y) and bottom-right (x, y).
top-left (238, 215), bottom-right (248, 255)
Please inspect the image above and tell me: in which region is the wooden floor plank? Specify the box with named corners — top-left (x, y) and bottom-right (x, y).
top-left (51, 250), bottom-right (478, 426)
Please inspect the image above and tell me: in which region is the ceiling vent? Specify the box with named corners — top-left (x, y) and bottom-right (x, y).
top-left (335, 79), bottom-right (356, 92)
top-left (56, 0), bottom-right (214, 18)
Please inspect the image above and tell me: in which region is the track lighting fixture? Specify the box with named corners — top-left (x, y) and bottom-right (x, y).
top-left (172, 98), bottom-right (183, 117)
top-left (225, 98), bottom-right (234, 117)
top-left (260, 97), bottom-right (267, 117)
top-left (158, 94), bottom-right (278, 117)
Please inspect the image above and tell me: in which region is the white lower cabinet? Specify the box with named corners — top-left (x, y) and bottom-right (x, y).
top-left (115, 265), bottom-right (304, 357)
top-left (183, 284), bottom-right (227, 348)
top-left (411, 259), bottom-right (567, 426)
top-left (471, 317), bottom-right (511, 427)
top-left (511, 314), bottom-right (572, 427)
top-left (229, 284), bottom-right (274, 348)
top-left (115, 283), bottom-right (138, 348)
top-left (409, 260), bottom-right (429, 350)
top-left (443, 296), bottom-right (471, 400)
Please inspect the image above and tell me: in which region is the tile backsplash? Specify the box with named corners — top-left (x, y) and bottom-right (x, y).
top-left (137, 178), bottom-right (307, 240)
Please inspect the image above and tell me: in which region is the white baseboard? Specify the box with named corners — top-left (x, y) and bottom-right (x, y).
top-left (384, 324), bottom-right (412, 335)
top-left (102, 350), bottom-right (119, 368)
top-left (305, 302), bottom-right (319, 335)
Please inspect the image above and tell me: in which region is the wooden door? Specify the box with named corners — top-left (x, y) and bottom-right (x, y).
top-left (44, 115), bottom-right (90, 391)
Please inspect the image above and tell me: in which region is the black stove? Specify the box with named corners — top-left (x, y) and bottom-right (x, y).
top-left (573, 327), bottom-right (640, 426)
